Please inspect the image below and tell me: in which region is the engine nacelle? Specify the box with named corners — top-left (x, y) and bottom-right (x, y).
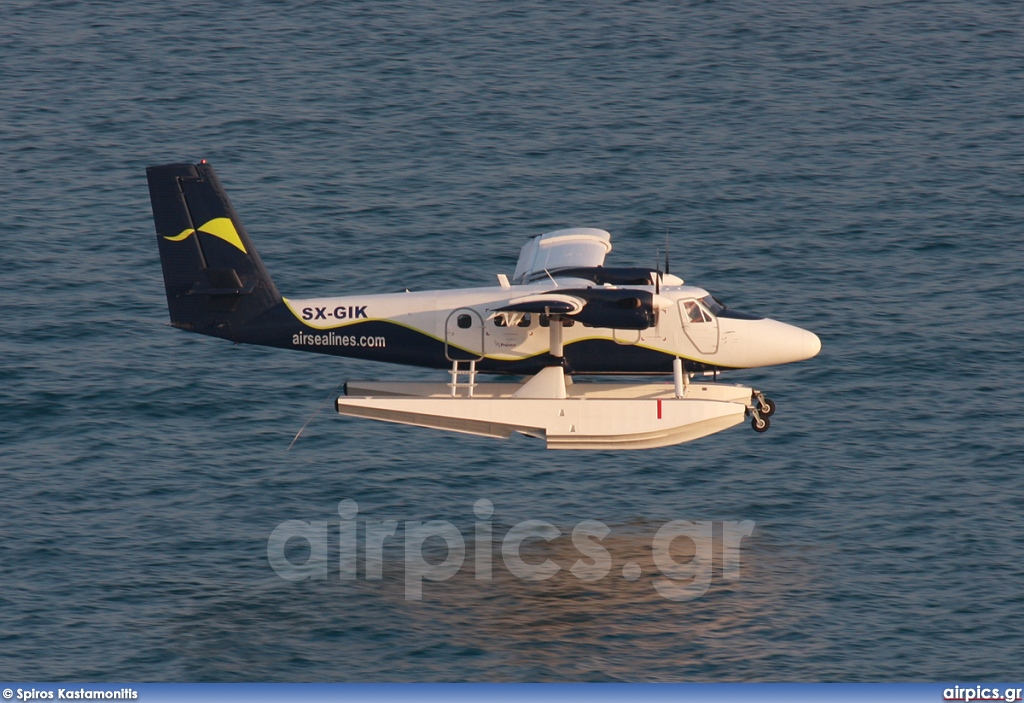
top-left (566, 289), bottom-right (656, 330)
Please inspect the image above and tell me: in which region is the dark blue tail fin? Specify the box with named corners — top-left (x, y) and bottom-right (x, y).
top-left (147, 161), bottom-right (283, 340)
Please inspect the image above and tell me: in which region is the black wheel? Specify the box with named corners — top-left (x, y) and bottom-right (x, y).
top-left (760, 397), bottom-right (776, 417)
top-left (751, 415), bottom-right (770, 433)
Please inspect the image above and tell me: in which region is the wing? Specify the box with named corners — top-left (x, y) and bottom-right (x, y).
top-left (512, 228), bottom-right (612, 284)
top-left (495, 288), bottom-right (673, 330)
top-left (494, 293), bottom-right (585, 315)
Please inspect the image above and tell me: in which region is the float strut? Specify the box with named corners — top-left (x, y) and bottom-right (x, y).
top-left (673, 357), bottom-right (686, 399)
top-left (549, 314), bottom-right (564, 358)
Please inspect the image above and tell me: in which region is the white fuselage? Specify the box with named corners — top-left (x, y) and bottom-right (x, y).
top-left (284, 278), bottom-right (821, 371)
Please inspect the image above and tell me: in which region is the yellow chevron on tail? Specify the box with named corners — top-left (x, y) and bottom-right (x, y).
top-left (164, 217), bottom-right (247, 254)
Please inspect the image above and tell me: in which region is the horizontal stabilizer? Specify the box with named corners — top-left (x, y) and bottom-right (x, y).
top-left (187, 268), bottom-right (258, 296)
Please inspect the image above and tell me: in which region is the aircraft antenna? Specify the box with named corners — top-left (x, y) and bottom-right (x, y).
top-left (655, 249), bottom-right (661, 295)
top-left (288, 380), bottom-right (345, 450)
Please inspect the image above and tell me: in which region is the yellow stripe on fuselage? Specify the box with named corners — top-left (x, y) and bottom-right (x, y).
top-left (281, 298), bottom-right (713, 365)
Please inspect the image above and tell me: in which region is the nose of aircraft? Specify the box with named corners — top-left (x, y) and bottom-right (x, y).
top-left (803, 329), bottom-right (822, 359)
top-left (747, 319), bottom-right (822, 366)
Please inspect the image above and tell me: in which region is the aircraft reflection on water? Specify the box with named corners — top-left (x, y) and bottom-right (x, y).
top-left (268, 498), bottom-right (755, 602)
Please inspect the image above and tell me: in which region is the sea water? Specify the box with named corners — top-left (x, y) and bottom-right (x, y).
top-left (1, 0), bottom-right (1022, 681)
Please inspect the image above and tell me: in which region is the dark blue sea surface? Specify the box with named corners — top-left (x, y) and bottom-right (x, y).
top-left (2, 0), bottom-right (1023, 681)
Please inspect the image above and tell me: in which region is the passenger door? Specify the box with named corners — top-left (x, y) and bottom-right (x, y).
top-left (445, 308), bottom-right (485, 360)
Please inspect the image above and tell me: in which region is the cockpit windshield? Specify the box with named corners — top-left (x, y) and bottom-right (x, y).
top-left (699, 294), bottom-right (765, 320)
top-left (681, 296), bottom-right (723, 324)
top-left (700, 295), bottom-right (726, 316)
top-left (682, 300), bottom-right (708, 323)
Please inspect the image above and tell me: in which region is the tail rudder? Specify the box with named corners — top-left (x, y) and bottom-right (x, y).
top-left (147, 161), bottom-right (282, 339)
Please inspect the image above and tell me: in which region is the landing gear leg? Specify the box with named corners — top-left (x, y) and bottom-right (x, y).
top-left (753, 391), bottom-right (776, 417)
top-left (747, 392), bottom-right (772, 433)
top-left (750, 411), bottom-right (770, 433)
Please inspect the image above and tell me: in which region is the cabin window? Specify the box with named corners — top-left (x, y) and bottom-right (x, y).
top-left (517, 313), bottom-right (532, 328)
top-left (457, 314), bottom-right (472, 329)
top-left (539, 314), bottom-right (550, 327)
top-left (494, 315), bottom-right (507, 327)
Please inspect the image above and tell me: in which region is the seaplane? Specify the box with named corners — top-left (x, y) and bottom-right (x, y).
top-left (147, 161), bottom-right (821, 450)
